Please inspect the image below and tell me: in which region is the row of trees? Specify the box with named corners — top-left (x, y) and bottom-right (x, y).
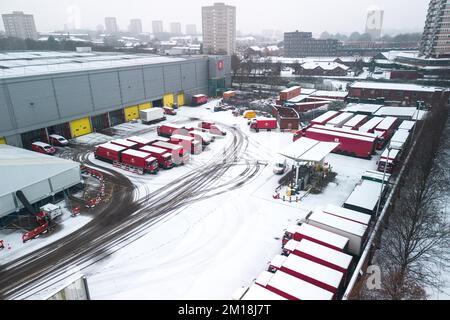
top-left (355, 103), bottom-right (450, 300)
top-left (320, 31), bottom-right (422, 43)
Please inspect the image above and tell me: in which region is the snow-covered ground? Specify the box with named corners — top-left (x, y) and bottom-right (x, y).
top-left (4, 100), bottom-right (379, 300)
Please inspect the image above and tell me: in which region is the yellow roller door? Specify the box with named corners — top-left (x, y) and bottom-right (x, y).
top-left (138, 102), bottom-right (152, 111)
top-left (124, 105), bottom-right (139, 121)
top-left (177, 93), bottom-right (185, 107)
top-left (0, 137), bottom-right (6, 144)
top-left (70, 117), bottom-right (92, 138)
top-left (163, 93), bottom-right (174, 107)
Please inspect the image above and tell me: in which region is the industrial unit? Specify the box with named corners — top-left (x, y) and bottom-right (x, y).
top-left (0, 51), bottom-right (231, 148)
top-left (0, 144), bottom-right (82, 226)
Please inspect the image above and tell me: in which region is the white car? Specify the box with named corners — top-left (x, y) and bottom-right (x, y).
top-left (49, 134), bottom-right (69, 146)
top-left (273, 159), bottom-right (287, 175)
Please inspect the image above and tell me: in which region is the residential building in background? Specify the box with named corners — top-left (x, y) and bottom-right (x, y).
top-left (284, 31), bottom-right (340, 57)
top-left (202, 2), bottom-right (236, 55)
top-left (1, 11), bottom-right (38, 40)
top-left (152, 20), bottom-right (164, 34)
top-left (104, 17), bottom-right (119, 34)
top-left (170, 22), bottom-right (182, 35)
top-left (129, 19), bottom-right (143, 35)
top-left (186, 24), bottom-right (197, 35)
top-left (365, 7), bottom-right (384, 40)
top-left (420, 0), bottom-right (450, 57)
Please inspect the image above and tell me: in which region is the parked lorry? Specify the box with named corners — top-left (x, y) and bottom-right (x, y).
top-left (170, 134), bottom-right (202, 154)
top-left (325, 112), bottom-right (354, 128)
top-left (310, 111), bottom-right (340, 126)
top-left (198, 121), bottom-right (226, 136)
top-left (342, 115), bottom-right (368, 130)
top-left (358, 116), bottom-right (384, 133)
top-left (249, 118), bottom-right (278, 132)
top-left (323, 204), bottom-right (371, 226)
top-left (140, 145), bottom-right (174, 169)
top-left (121, 149), bottom-right (159, 174)
top-left (268, 254), bottom-right (344, 297)
top-left (111, 139), bottom-right (138, 149)
top-left (374, 116), bottom-right (398, 149)
top-left (49, 134), bottom-right (69, 146)
top-left (243, 110), bottom-right (257, 119)
top-left (192, 94), bottom-right (208, 106)
top-left (140, 108), bottom-right (166, 124)
top-left (377, 148), bottom-right (401, 173)
top-left (157, 124), bottom-right (187, 138)
top-left (186, 129), bottom-right (213, 146)
top-left (344, 179), bottom-right (387, 215)
top-left (94, 143), bottom-right (126, 163)
top-left (163, 106), bottom-right (177, 116)
top-left (304, 127), bottom-right (376, 158)
top-left (126, 136), bottom-right (153, 149)
top-left (32, 142), bottom-right (56, 155)
top-left (306, 211), bottom-right (368, 256)
top-left (151, 141), bottom-right (190, 165)
top-left (39, 203), bottom-right (62, 221)
top-left (282, 223), bottom-right (349, 253)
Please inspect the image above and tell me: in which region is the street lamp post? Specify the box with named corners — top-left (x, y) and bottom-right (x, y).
top-left (375, 145), bottom-right (392, 218)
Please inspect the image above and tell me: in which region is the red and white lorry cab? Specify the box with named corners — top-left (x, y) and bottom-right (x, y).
top-left (49, 134), bottom-right (69, 146)
top-left (198, 121), bottom-right (227, 136)
top-left (151, 141), bottom-right (190, 165)
top-left (185, 128), bottom-right (213, 146)
top-left (250, 118), bottom-right (278, 132)
top-left (157, 124), bottom-right (187, 138)
top-left (31, 142), bottom-right (56, 155)
top-left (170, 134), bottom-right (202, 155)
top-left (163, 106), bottom-right (177, 116)
top-left (140, 145), bottom-right (174, 169)
top-left (121, 149), bottom-right (159, 174)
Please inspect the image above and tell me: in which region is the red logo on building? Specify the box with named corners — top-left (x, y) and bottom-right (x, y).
top-left (217, 60), bottom-right (224, 70)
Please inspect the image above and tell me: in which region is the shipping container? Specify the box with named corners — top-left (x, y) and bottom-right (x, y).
top-left (255, 270), bottom-right (333, 300)
top-left (249, 118), bottom-right (278, 132)
top-left (151, 141), bottom-right (190, 165)
top-left (304, 127), bottom-right (376, 158)
top-left (307, 211), bottom-right (368, 256)
top-left (279, 86), bottom-right (301, 101)
top-left (121, 149), bottom-right (159, 174)
top-left (283, 223), bottom-right (349, 252)
top-left (192, 94), bottom-right (208, 106)
top-left (268, 254), bottom-right (344, 297)
top-left (140, 145), bottom-right (174, 169)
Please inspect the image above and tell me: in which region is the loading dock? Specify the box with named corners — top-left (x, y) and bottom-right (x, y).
top-left (47, 123), bottom-right (71, 139)
top-left (21, 128), bottom-right (49, 149)
top-left (109, 109), bottom-right (125, 127)
top-left (91, 113), bottom-right (110, 132)
top-left (177, 93), bottom-right (185, 106)
top-left (153, 98), bottom-right (163, 108)
top-left (70, 117), bottom-right (92, 138)
top-left (138, 102), bottom-right (152, 110)
top-left (124, 105), bottom-right (140, 122)
top-left (163, 93), bottom-right (175, 107)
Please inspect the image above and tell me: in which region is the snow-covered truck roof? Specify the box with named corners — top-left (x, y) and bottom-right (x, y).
top-left (362, 170), bottom-right (391, 183)
top-left (112, 139), bottom-right (138, 148)
top-left (390, 130), bottom-right (410, 145)
top-left (296, 223), bottom-right (349, 251)
top-left (310, 111), bottom-right (339, 124)
top-left (98, 142), bottom-right (128, 152)
top-left (241, 284), bottom-right (287, 300)
top-left (325, 112), bottom-right (354, 127)
top-left (127, 136), bottom-right (152, 145)
top-left (374, 116), bottom-right (398, 131)
top-left (342, 114), bottom-right (368, 128)
top-left (308, 211), bottom-right (368, 238)
top-left (398, 120), bottom-right (415, 132)
top-left (140, 145), bottom-right (169, 154)
top-left (288, 239), bottom-right (353, 271)
top-left (359, 117), bottom-right (384, 132)
top-left (342, 103), bottom-right (383, 114)
top-left (344, 180), bottom-right (385, 214)
top-left (380, 148), bottom-right (400, 160)
top-left (307, 127), bottom-right (376, 142)
top-left (312, 125), bottom-right (378, 139)
top-left (122, 149), bottom-right (156, 160)
top-left (323, 204), bottom-right (371, 225)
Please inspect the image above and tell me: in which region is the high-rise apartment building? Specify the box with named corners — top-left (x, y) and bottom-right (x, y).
top-left (1, 11), bottom-right (38, 40)
top-left (202, 2), bottom-right (236, 55)
top-left (420, 0), bottom-right (450, 57)
top-left (129, 19), bottom-right (143, 35)
top-left (152, 20), bottom-right (164, 34)
top-left (105, 17), bottom-right (119, 34)
top-left (284, 31), bottom-right (340, 57)
top-left (170, 22), bottom-right (182, 34)
top-left (186, 24), bottom-right (197, 35)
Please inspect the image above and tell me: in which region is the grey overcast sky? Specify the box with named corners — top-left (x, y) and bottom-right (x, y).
top-left (0, 0), bottom-right (430, 35)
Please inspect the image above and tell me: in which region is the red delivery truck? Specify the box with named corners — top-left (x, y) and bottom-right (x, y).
top-left (249, 118), bottom-right (278, 132)
top-left (268, 254), bottom-right (344, 297)
top-left (31, 142), bottom-right (56, 155)
top-left (170, 134), bottom-right (202, 154)
top-left (192, 94), bottom-right (208, 106)
top-left (198, 121), bottom-right (226, 136)
top-left (186, 129), bottom-right (213, 146)
top-left (342, 115), bottom-right (368, 130)
top-left (311, 124), bottom-right (378, 140)
top-left (304, 127), bottom-right (376, 158)
top-left (377, 148), bottom-right (400, 173)
top-left (310, 111), bottom-right (340, 126)
top-left (282, 223), bottom-right (349, 252)
top-left (358, 116), bottom-right (384, 133)
top-left (140, 145), bottom-right (174, 169)
top-left (121, 149), bottom-right (159, 174)
top-left (255, 270), bottom-right (333, 300)
top-left (374, 116), bottom-right (398, 149)
top-left (151, 141), bottom-right (190, 165)
top-left (94, 143), bottom-right (127, 163)
top-left (126, 136), bottom-right (153, 148)
top-left (157, 124), bottom-right (187, 138)
top-left (111, 139), bottom-right (138, 149)
top-left (283, 239), bottom-right (353, 276)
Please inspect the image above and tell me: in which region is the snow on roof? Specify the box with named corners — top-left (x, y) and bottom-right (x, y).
top-left (345, 180), bottom-right (385, 212)
top-left (312, 125), bottom-right (378, 139)
top-left (32, 141), bottom-right (51, 147)
top-left (311, 111), bottom-right (339, 124)
top-left (281, 254), bottom-right (344, 289)
top-left (326, 112), bottom-right (354, 126)
top-left (342, 103), bottom-right (383, 114)
top-left (311, 91), bottom-right (349, 98)
top-left (268, 270), bottom-right (334, 300)
top-left (351, 81), bottom-right (440, 93)
top-left (293, 239), bottom-right (353, 270)
top-left (413, 110), bottom-right (428, 121)
top-left (269, 255), bottom-right (287, 269)
top-left (359, 117), bottom-right (384, 132)
top-left (343, 115), bottom-right (368, 128)
top-left (242, 284), bottom-right (287, 300)
top-left (380, 148), bottom-right (400, 160)
top-left (152, 141), bottom-right (182, 150)
top-left (297, 223), bottom-right (349, 250)
top-left (255, 271), bottom-right (274, 287)
top-left (301, 88), bottom-right (318, 95)
top-left (281, 86), bottom-right (301, 94)
top-left (112, 139), bottom-right (137, 148)
top-left (301, 62), bottom-right (349, 71)
top-left (249, 46), bottom-right (262, 52)
top-left (375, 116), bottom-right (398, 131)
top-left (362, 170), bottom-right (391, 183)
top-left (309, 211), bottom-right (367, 237)
top-left (279, 137), bottom-right (339, 162)
top-left (127, 136), bottom-right (151, 145)
top-left (140, 145), bottom-right (168, 154)
top-left (398, 120), bottom-right (415, 131)
top-left (390, 130), bottom-right (410, 144)
top-left (99, 142), bottom-right (128, 152)
top-left (323, 204), bottom-right (371, 225)
top-left (307, 127), bottom-right (375, 142)
top-left (192, 94), bottom-right (207, 98)
top-left (122, 149), bottom-right (154, 159)
top-left (286, 94), bottom-right (310, 103)
top-left (171, 134), bottom-right (194, 141)
top-left (375, 107), bottom-right (417, 118)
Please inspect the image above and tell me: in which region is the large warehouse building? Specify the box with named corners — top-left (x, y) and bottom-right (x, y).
top-left (0, 144), bottom-right (81, 226)
top-left (0, 51), bottom-right (231, 148)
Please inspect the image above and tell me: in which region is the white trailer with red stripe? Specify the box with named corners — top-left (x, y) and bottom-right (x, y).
top-left (323, 204), bottom-right (371, 225)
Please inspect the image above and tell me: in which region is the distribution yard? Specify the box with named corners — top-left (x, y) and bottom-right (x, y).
top-left (0, 99), bottom-right (381, 299)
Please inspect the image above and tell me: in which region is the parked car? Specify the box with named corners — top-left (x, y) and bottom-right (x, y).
top-left (31, 142), bottom-right (56, 155)
top-left (49, 134), bottom-right (69, 146)
top-left (163, 107), bottom-right (177, 116)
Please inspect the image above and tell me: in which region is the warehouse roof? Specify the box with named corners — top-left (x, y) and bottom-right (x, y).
top-left (0, 51), bottom-right (190, 79)
top-left (350, 81), bottom-right (441, 93)
top-left (0, 145), bottom-right (80, 197)
top-left (342, 103), bottom-right (383, 114)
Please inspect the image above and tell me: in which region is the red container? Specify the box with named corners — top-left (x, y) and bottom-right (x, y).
top-left (140, 145), bottom-right (174, 169)
top-left (94, 143), bottom-right (128, 162)
top-left (192, 94), bottom-right (208, 105)
top-left (121, 149), bottom-right (159, 174)
top-left (250, 118), bottom-right (278, 132)
top-left (304, 127), bottom-right (376, 158)
top-left (157, 124), bottom-right (186, 138)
